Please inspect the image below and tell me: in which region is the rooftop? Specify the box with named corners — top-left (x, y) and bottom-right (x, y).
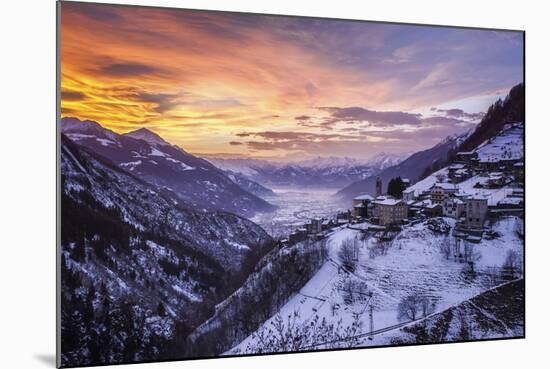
top-left (353, 194), bottom-right (374, 201)
top-left (374, 198), bottom-right (404, 206)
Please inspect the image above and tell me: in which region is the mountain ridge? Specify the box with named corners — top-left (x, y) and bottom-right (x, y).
top-left (61, 117), bottom-right (275, 217)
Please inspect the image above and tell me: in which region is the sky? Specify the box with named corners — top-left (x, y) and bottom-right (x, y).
top-left (60, 2), bottom-right (523, 161)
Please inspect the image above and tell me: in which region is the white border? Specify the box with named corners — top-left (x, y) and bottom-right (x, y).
top-left (2, 1), bottom-right (548, 368)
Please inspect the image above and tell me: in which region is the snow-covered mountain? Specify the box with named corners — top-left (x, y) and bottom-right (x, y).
top-left (207, 153), bottom-right (408, 189)
top-left (60, 135), bottom-right (274, 366)
top-left (61, 117), bottom-right (275, 217)
top-left (336, 83), bottom-right (525, 202)
top-left (124, 127), bottom-right (172, 147)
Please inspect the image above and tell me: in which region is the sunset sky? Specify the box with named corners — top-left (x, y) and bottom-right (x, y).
top-left (60, 2), bottom-right (523, 161)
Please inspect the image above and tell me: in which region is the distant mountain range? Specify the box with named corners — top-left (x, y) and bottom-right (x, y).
top-left (61, 117), bottom-right (275, 217)
top-left (335, 131), bottom-right (471, 201)
top-left (207, 152), bottom-right (408, 189)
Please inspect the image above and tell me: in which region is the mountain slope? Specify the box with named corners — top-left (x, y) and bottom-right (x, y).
top-left (61, 134), bottom-right (273, 270)
top-left (60, 135), bottom-right (275, 366)
top-left (384, 279), bottom-right (524, 345)
top-left (335, 83), bottom-right (524, 202)
top-left (224, 172), bottom-right (275, 197)
top-left (459, 84), bottom-right (524, 154)
top-left (336, 131), bottom-right (469, 201)
top-left (61, 117), bottom-right (275, 217)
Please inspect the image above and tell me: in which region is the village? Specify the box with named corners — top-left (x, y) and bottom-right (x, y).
top-left (280, 123), bottom-right (525, 259)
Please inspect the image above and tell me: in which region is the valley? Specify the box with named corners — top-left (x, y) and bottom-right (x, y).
top-left (251, 187), bottom-right (345, 238)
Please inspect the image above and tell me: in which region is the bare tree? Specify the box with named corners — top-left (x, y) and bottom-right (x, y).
top-left (420, 296), bottom-right (436, 318)
top-left (397, 294), bottom-right (433, 321)
top-left (501, 250), bottom-right (522, 280)
top-left (397, 294), bottom-right (421, 321)
top-left (338, 237), bottom-right (358, 272)
top-left (463, 242), bottom-right (482, 274)
top-left (242, 311), bottom-right (363, 353)
top-left (440, 236), bottom-right (452, 260)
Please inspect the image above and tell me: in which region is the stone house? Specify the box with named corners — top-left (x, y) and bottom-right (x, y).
top-left (372, 197), bottom-right (408, 226)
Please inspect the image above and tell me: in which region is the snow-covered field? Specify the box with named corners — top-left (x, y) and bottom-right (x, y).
top-left (229, 216), bottom-right (523, 353)
top-left (251, 188), bottom-right (345, 237)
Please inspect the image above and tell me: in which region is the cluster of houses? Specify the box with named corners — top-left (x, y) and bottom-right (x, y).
top-left (281, 126), bottom-right (524, 248)
top-left (348, 143), bottom-right (524, 242)
top-left (284, 217), bottom-right (338, 246)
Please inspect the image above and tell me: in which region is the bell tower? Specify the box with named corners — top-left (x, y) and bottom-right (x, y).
top-left (375, 176), bottom-right (382, 197)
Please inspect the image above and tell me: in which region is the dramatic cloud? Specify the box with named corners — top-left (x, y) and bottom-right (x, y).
top-left (430, 107), bottom-right (484, 121)
top-left (59, 2), bottom-right (523, 160)
top-left (61, 90), bottom-right (86, 101)
top-left (98, 62), bottom-right (168, 78)
top-left (319, 106), bottom-right (423, 126)
top-left (122, 91), bottom-right (182, 114)
top-left (236, 131), bottom-right (361, 142)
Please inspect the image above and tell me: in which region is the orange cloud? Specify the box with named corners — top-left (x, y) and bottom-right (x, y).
top-left (59, 2), bottom-right (522, 160)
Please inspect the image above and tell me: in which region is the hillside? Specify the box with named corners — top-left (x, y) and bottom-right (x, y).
top-left (60, 136), bottom-right (274, 366)
top-left (228, 216), bottom-right (523, 354)
top-left (404, 122), bottom-right (523, 205)
top-left (382, 278), bottom-right (524, 345)
top-left (418, 83), bottom-right (524, 179)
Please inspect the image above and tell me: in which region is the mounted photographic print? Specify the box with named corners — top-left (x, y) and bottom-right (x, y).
top-left (57, 1), bottom-right (525, 367)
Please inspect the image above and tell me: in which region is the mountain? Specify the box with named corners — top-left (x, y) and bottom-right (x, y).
top-left (365, 152), bottom-right (410, 170)
top-left (336, 83), bottom-right (525, 202)
top-left (61, 117), bottom-right (275, 217)
top-left (418, 83), bottom-right (525, 178)
top-left (336, 130), bottom-right (470, 201)
top-left (60, 135), bottom-right (274, 366)
top-left (123, 127), bottom-right (171, 147)
top-left (207, 153), bottom-right (408, 189)
top-left (224, 172), bottom-right (276, 197)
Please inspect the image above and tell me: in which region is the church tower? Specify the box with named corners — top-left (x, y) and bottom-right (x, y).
top-left (375, 176), bottom-right (383, 197)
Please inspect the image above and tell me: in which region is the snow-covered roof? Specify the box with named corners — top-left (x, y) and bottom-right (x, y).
top-left (353, 194), bottom-right (374, 201)
top-left (463, 195), bottom-right (487, 202)
top-left (403, 167), bottom-right (448, 198)
top-left (449, 163), bottom-right (465, 169)
top-left (456, 150), bottom-right (476, 155)
top-left (354, 204), bottom-right (365, 208)
top-left (444, 198), bottom-right (464, 205)
top-left (498, 197), bottom-right (523, 205)
top-left (374, 198), bottom-right (404, 206)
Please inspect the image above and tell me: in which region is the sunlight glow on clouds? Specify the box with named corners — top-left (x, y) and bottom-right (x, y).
top-left (60, 2), bottom-right (523, 160)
